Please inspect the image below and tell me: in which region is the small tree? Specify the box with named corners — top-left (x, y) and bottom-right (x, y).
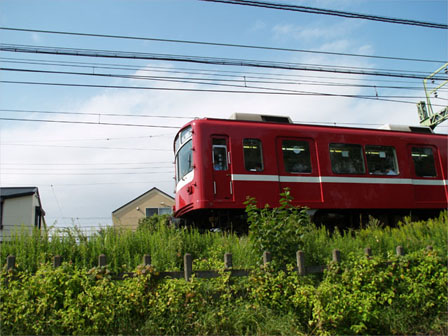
top-left (245, 188), bottom-right (311, 267)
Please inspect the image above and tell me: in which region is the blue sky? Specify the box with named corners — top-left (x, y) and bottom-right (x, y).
top-left (0, 0), bottom-right (447, 231)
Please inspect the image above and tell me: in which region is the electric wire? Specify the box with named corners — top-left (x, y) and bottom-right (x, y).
top-left (4, 173), bottom-right (171, 177)
top-left (1, 67), bottom-right (436, 101)
top-left (0, 116), bottom-right (180, 128)
top-left (0, 108), bottom-right (193, 120)
top-left (2, 44), bottom-right (446, 80)
top-left (3, 80), bottom-right (446, 107)
top-left (1, 161), bottom-right (171, 165)
top-left (4, 180), bottom-right (173, 187)
top-left (0, 56), bottom-right (430, 86)
top-left (0, 66), bottom-right (434, 91)
top-left (0, 26), bottom-right (445, 63)
top-left (1, 166), bottom-right (171, 171)
top-left (200, 0), bottom-right (448, 29)
top-left (1, 143), bottom-right (171, 151)
top-left (1, 114), bottom-right (446, 131)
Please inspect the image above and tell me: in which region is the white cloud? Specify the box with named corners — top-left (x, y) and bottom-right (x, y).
top-left (272, 20), bottom-right (360, 44)
top-left (31, 32), bottom-right (42, 43)
top-left (249, 20), bottom-right (268, 33)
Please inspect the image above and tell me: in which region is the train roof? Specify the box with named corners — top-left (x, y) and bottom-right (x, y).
top-left (229, 112), bottom-right (293, 124)
top-left (215, 116), bottom-right (443, 133)
top-left (228, 113), bottom-right (435, 134)
top-left (378, 124), bottom-right (433, 134)
top-left (176, 114), bottom-right (447, 139)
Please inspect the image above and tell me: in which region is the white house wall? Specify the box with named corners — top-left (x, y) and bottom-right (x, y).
top-left (0, 195), bottom-right (36, 242)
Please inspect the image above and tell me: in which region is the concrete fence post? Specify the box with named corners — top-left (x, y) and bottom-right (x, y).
top-left (364, 247), bottom-right (372, 257)
top-left (332, 249), bottom-right (341, 264)
top-left (143, 254), bottom-right (152, 266)
top-left (184, 253), bottom-right (192, 282)
top-left (224, 253), bottom-right (232, 269)
top-left (296, 250), bottom-right (306, 276)
top-left (262, 251), bottom-right (271, 266)
top-left (6, 255), bottom-right (15, 270)
top-left (53, 255), bottom-right (62, 268)
top-left (98, 254), bottom-right (107, 267)
top-left (396, 245), bottom-right (404, 256)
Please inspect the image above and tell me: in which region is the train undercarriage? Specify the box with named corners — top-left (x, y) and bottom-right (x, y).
top-left (176, 207), bottom-right (444, 233)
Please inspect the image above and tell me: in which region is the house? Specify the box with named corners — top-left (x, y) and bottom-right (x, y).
top-left (112, 187), bottom-right (174, 230)
top-left (0, 187), bottom-right (45, 242)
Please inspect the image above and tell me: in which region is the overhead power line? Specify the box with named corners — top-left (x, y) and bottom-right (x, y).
top-left (201, 0), bottom-right (448, 29)
top-left (3, 180), bottom-right (174, 187)
top-left (6, 109), bottom-right (440, 129)
top-left (0, 26), bottom-right (445, 63)
top-left (4, 171), bottom-right (173, 176)
top-left (2, 166), bottom-right (171, 172)
top-left (2, 143), bottom-right (170, 151)
top-left (0, 56), bottom-right (429, 85)
top-left (2, 44), bottom-right (445, 80)
top-left (0, 108), bottom-right (193, 120)
top-left (0, 161), bottom-right (172, 169)
top-left (0, 116), bottom-right (180, 128)
top-left (1, 116), bottom-right (446, 140)
top-left (0, 67), bottom-right (432, 91)
top-left (0, 69), bottom-right (432, 100)
top-left (1, 80), bottom-right (433, 106)
top-left (1, 161), bottom-right (171, 166)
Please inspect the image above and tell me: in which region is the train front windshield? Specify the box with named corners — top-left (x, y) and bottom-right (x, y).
top-left (175, 126), bottom-right (193, 182)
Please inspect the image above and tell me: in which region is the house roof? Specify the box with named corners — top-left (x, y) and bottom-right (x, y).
top-left (0, 187), bottom-right (39, 201)
top-left (112, 187), bottom-right (174, 214)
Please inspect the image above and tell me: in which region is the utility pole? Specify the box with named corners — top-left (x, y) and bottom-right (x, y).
top-left (417, 62), bottom-right (448, 130)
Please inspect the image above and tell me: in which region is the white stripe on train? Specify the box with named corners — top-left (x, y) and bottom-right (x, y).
top-left (176, 172), bottom-right (447, 193)
top-left (231, 174), bottom-right (447, 186)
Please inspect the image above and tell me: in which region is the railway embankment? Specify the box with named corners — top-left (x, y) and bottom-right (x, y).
top-left (1, 211), bottom-right (446, 335)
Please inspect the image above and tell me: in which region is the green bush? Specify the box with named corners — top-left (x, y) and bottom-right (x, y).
top-left (0, 262), bottom-right (157, 335)
top-left (246, 188), bottom-right (312, 267)
top-left (311, 249), bottom-right (447, 335)
top-left (1, 247), bottom-right (446, 335)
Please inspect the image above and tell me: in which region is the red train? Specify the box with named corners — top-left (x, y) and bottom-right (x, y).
top-left (173, 113), bottom-right (448, 228)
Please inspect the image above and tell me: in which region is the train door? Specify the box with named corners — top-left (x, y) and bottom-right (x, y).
top-left (408, 144), bottom-right (447, 204)
top-left (212, 136), bottom-right (233, 200)
top-left (276, 137), bottom-right (323, 203)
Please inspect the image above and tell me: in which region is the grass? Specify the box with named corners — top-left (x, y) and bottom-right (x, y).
top-left (1, 211), bottom-right (446, 273)
top-left (303, 211), bottom-right (447, 266)
top-left (1, 221), bottom-right (258, 273)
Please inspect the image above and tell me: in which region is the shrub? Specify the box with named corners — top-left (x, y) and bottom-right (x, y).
top-left (311, 249), bottom-right (448, 335)
top-left (0, 262), bottom-right (158, 335)
top-left (1, 248), bottom-right (446, 334)
top-left (245, 188), bottom-right (312, 267)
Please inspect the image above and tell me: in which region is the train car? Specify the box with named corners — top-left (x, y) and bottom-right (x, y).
top-left (173, 113), bottom-right (448, 229)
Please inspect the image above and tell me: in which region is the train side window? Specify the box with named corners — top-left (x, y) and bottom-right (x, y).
top-left (243, 139), bottom-right (264, 171)
top-left (329, 143), bottom-right (365, 174)
top-left (212, 138), bottom-right (228, 171)
top-left (411, 147), bottom-right (437, 177)
top-left (365, 145), bottom-right (399, 175)
top-left (282, 140), bottom-right (311, 173)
